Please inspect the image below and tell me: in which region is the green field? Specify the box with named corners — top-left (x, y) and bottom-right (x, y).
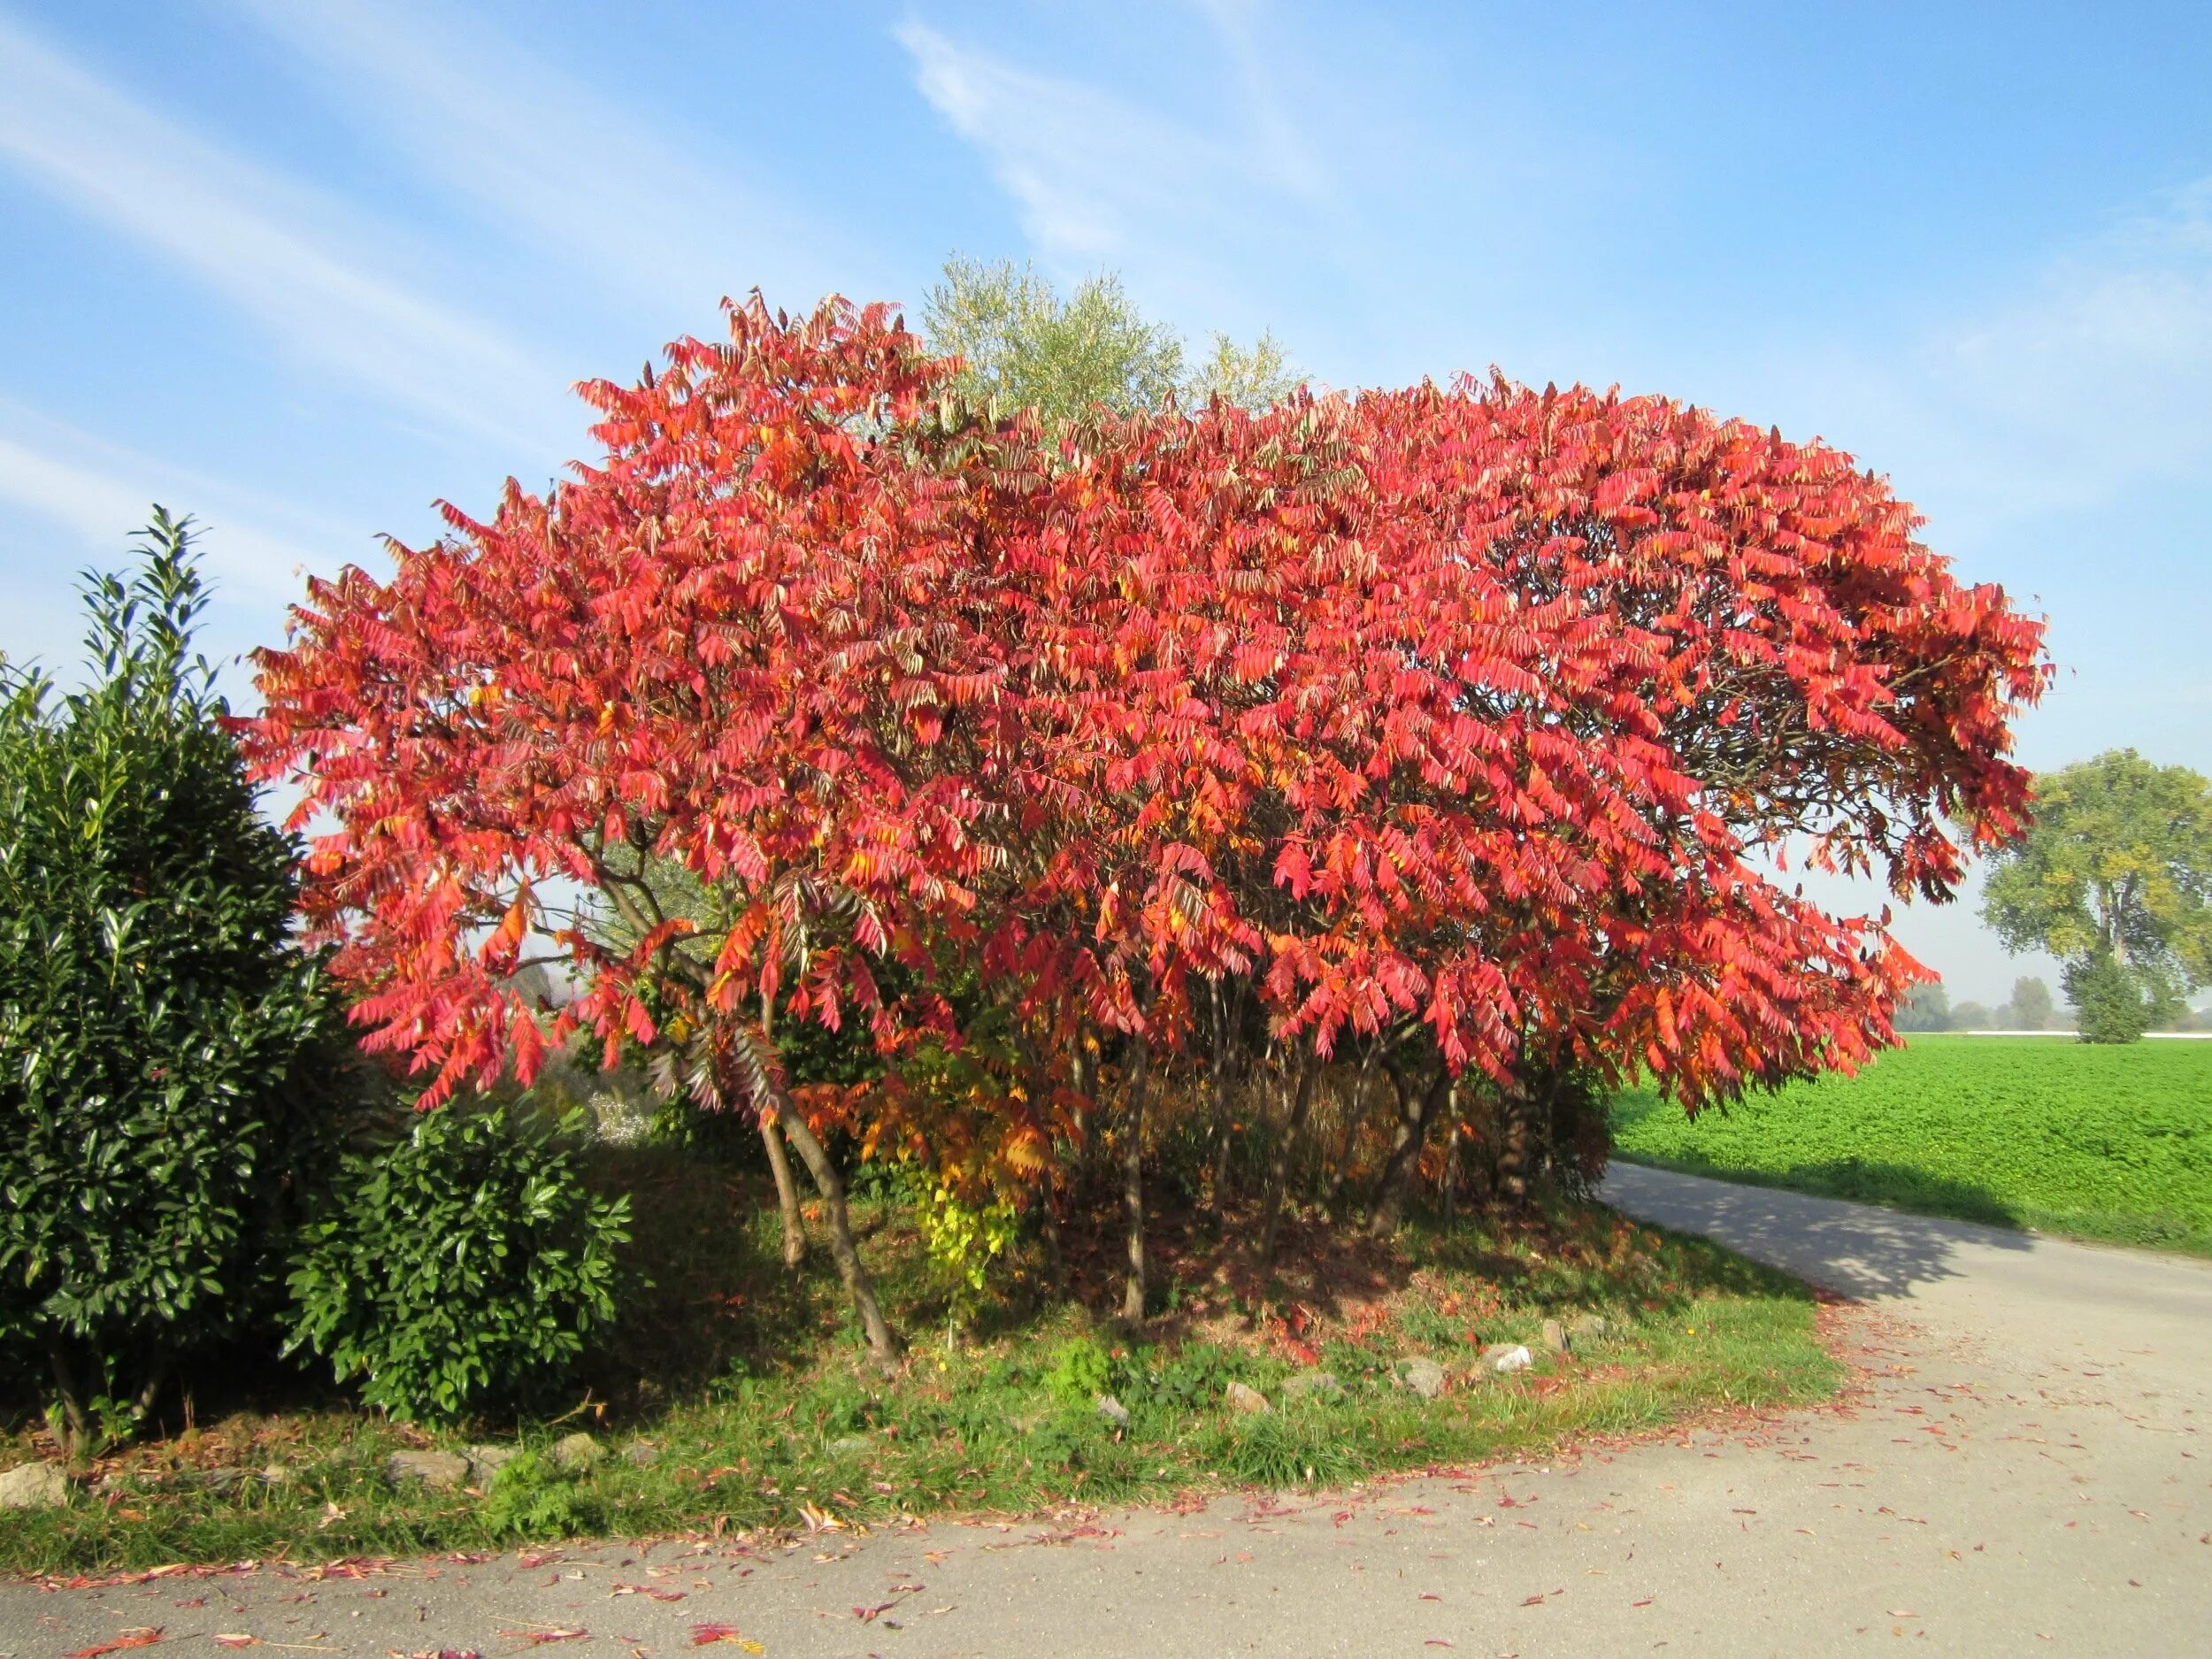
top-left (1612, 1036), bottom-right (2212, 1256)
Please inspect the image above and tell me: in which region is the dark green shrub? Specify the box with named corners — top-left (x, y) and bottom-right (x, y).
top-left (2067, 955), bottom-right (2153, 1044)
top-left (285, 1104), bottom-right (630, 1422)
top-left (1138, 1340), bottom-right (1255, 1413)
top-left (0, 512), bottom-right (340, 1455)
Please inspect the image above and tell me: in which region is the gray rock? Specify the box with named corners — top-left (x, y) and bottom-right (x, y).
top-left (621, 1440), bottom-right (661, 1469)
top-left (1486, 1343), bottom-right (1534, 1374)
top-left (825, 1435), bottom-right (872, 1460)
top-left (1094, 1394), bottom-right (1133, 1429)
top-left (0, 1462), bottom-right (69, 1510)
top-left (1396, 1357), bottom-right (1448, 1400)
top-left (1282, 1370), bottom-right (1344, 1402)
top-left (465, 1444), bottom-right (519, 1486)
top-left (1225, 1380), bottom-right (1272, 1415)
top-left (385, 1449), bottom-right (469, 1491)
top-left (1541, 1317), bottom-right (1569, 1354)
top-left (1570, 1313), bottom-right (1611, 1341)
top-left (549, 1432), bottom-right (602, 1474)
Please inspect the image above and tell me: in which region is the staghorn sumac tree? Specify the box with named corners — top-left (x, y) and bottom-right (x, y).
top-left (951, 373), bottom-right (2044, 1263)
top-left (247, 297), bottom-right (1029, 1368)
top-left (248, 294), bottom-right (2047, 1347)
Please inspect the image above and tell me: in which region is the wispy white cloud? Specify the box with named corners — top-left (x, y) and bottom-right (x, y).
top-left (1187, 0), bottom-right (1332, 203)
top-left (896, 15), bottom-right (1333, 286)
top-left (226, 0), bottom-right (874, 325)
top-left (1730, 179), bottom-right (2212, 556)
top-left (0, 12), bottom-right (565, 453)
top-left (1935, 181), bottom-right (2212, 517)
top-left (0, 400), bottom-right (359, 604)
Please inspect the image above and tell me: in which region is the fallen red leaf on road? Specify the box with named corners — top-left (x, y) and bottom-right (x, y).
top-left (690, 1626), bottom-right (764, 1650)
top-left (66, 1630), bottom-right (164, 1658)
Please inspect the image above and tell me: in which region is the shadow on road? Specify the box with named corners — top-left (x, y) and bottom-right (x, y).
top-left (1601, 1161), bottom-right (2033, 1300)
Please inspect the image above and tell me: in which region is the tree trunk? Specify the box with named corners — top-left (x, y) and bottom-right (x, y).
top-left (1440, 1084), bottom-right (1462, 1225)
top-left (1258, 1056), bottom-right (1318, 1264)
top-left (1070, 1037), bottom-right (1096, 1200)
top-left (773, 1097), bottom-right (901, 1371)
top-left (1040, 1190), bottom-right (1066, 1294)
top-left (1370, 1064), bottom-right (1446, 1237)
top-left (1497, 1079), bottom-right (1532, 1212)
top-left (47, 1340), bottom-right (88, 1465)
top-left (1209, 982), bottom-right (1236, 1208)
top-left (1120, 1034), bottom-right (1151, 1324)
top-left (759, 1115), bottom-right (808, 1270)
top-left (755, 995), bottom-right (806, 1269)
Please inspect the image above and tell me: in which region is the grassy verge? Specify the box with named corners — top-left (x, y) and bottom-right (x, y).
top-left (0, 1171), bottom-right (1838, 1577)
top-left (1613, 1034), bottom-right (2212, 1256)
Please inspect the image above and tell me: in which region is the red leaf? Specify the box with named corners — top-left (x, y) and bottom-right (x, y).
top-left (66, 1632), bottom-right (164, 1659)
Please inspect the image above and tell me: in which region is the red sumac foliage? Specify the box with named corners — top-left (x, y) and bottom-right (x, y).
top-left (246, 296), bottom-right (2047, 1286)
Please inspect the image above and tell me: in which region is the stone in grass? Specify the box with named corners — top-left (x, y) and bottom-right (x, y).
top-left (1225, 1380), bottom-right (1272, 1415)
top-left (1396, 1357), bottom-right (1448, 1400)
top-left (1541, 1318), bottom-right (1570, 1354)
top-left (622, 1440), bottom-right (661, 1469)
top-left (549, 1432), bottom-right (603, 1474)
top-left (1094, 1394), bottom-right (1133, 1429)
top-left (465, 1445), bottom-right (519, 1487)
top-left (1281, 1371), bottom-right (1344, 1402)
top-left (0, 1462), bottom-right (69, 1510)
top-left (1570, 1313), bottom-right (1611, 1342)
top-left (1485, 1344), bottom-right (1534, 1374)
top-left (385, 1449), bottom-right (470, 1492)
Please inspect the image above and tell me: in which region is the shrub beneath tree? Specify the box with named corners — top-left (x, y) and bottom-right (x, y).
top-left (284, 1103), bottom-right (630, 1423)
top-left (2067, 956), bottom-right (2154, 1045)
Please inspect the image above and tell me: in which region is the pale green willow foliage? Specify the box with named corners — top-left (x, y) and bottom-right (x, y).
top-left (922, 255), bottom-right (1298, 422)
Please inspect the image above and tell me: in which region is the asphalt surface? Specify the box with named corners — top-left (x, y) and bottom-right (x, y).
top-left (4, 1164), bottom-right (2207, 1657)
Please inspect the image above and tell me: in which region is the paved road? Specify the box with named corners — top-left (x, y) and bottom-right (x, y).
top-left (6, 1166), bottom-right (2208, 1657)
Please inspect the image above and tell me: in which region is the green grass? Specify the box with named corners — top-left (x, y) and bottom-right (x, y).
top-left (0, 1178), bottom-right (1838, 1577)
top-left (1613, 1034), bottom-right (2212, 1256)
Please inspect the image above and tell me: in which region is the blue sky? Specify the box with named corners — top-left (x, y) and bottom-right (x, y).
top-left (2, 1), bottom-right (2208, 1003)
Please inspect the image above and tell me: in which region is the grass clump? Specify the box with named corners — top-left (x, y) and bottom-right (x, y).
top-left (1612, 1034), bottom-right (2212, 1255)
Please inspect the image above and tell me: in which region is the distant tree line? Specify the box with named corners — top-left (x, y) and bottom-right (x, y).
top-left (1895, 973), bottom-right (2210, 1033)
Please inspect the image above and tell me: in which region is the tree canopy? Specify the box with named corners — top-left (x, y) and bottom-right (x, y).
top-left (244, 295), bottom-right (2048, 1351)
top-left (1983, 749), bottom-right (2212, 1040)
top-left (921, 255), bottom-right (1296, 419)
